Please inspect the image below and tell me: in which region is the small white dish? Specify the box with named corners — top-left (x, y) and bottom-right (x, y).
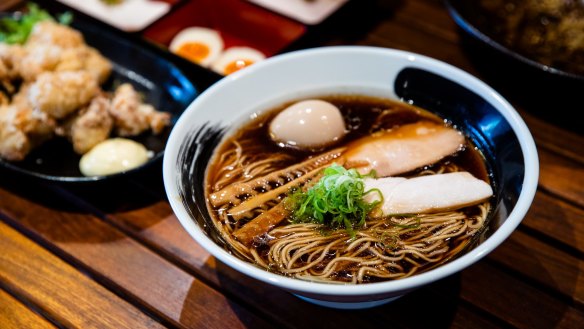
top-left (247, 0), bottom-right (348, 25)
top-left (57, 0), bottom-right (171, 32)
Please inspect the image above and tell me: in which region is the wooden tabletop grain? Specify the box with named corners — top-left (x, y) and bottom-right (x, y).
top-left (1, 0), bottom-right (583, 328)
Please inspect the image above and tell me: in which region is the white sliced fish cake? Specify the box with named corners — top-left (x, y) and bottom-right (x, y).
top-left (364, 172), bottom-right (493, 215)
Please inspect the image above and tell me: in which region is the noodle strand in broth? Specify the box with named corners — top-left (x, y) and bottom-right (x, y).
top-left (204, 95), bottom-right (492, 284)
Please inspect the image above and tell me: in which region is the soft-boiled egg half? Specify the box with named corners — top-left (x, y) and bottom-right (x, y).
top-left (210, 47), bottom-right (266, 75)
top-left (170, 27), bottom-right (224, 67)
top-left (269, 99), bottom-right (346, 150)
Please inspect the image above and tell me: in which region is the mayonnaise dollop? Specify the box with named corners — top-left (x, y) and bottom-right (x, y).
top-left (79, 138), bottom-right (152, 176)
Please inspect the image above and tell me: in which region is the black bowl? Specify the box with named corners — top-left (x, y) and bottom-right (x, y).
top-left (0, 7), bottom-right (222, 183)
top-left (445, 0), bottom-right (584, 132)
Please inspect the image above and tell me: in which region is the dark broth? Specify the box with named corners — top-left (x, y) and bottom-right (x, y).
top-left (205, 94), bottom-right (491, 282)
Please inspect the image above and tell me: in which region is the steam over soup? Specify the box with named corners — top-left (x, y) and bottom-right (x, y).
top-left (204, 95), bottom-right (493, 284)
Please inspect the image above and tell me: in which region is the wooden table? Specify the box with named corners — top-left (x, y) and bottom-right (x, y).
top-left (1, 0), bottom-right (583, 328)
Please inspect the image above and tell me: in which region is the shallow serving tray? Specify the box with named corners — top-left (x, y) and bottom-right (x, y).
top-left (0, 3), bottom-right (222, 183)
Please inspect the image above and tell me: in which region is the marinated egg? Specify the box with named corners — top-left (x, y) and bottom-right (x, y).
top-left (210, 47), bottom-right (266, 75)
top-left (269, 99), bottom-right (346, 150)
top-left (79, 138), bottom-right (152, 176)
top-left (169, 27), bottom-right (224, 67)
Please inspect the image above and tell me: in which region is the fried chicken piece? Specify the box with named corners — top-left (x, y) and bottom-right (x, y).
top-left (0, 92), bottom-right (8, 106)
top-left (0, 43), bottom-right (25, 80)
top-left (0, 57), bottom-right (8, 81)
top-left (17, 44), bottom-right (63, 81)
top-left (26, 20), bottom-right (84, 48)
top-left (0, 106), bottom-right (30, 161)
top-left (0, 122), bottom-right (29, 161)
top-left (0, 44), bottom-right (25, 92)
top-left (138, 103), bottom-right (171, 134)
top-left (56, 46), bottom-right (113, 84)
top-left (0, 20), bottom-right (167, 161)
top-left (109, 83), bottom-right (149, 136)
top-left (84, 47), bottom-right (113, 84)
top-left (58, 94), bottom-right (113, 154)
top-left (12, 84), bottom-right (56, 137)
top-left (4, 105), bottom-right (55, 141)
top-left (0, 64), bottom-right (7, 83)
top-left (27, 71), bottom-right (99, 119)
top-left (10, 83), bottom-right (28, 105)
top-left (109, 83), bottom-right (170, 136)
top-left (18, 45), bottom-right (113, 82)
top-left (15, 20), bottom-right (99, 81)
top-left (0, 46), bottom-right (8, 75)
top-left (0, 101), bottom-right (55, 161)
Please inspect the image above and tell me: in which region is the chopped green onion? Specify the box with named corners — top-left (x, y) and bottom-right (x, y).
top-left (285, 163), bottom-right (382, 237)
top-left (0, 2), bottom-right (72, 45)
top-left (377, 232), bottom-right (398, 251)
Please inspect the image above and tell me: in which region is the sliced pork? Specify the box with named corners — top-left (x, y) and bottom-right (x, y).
top-left (343, 121), bottom-right (465, 177)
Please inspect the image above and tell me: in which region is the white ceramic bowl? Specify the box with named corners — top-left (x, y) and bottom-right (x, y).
top-left (163, 46), bottom-right (538, 309)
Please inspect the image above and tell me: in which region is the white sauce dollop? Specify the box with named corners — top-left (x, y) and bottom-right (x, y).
top-left (269, 99), bottom-right (346, 149)
top-left (79, 138), bottom-right (152, 176)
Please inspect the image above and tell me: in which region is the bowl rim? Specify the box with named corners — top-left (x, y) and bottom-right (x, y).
top-left (444, 0), bottom-right (584, 83)
top-left (163, 45), bottom-right (539, 297)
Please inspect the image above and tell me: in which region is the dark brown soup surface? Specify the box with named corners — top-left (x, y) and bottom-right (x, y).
top-left (204, 95), bottom-right (492, 284)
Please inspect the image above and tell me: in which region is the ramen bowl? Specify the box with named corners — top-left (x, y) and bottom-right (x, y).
top-left (163, 46), bottom-right (538, 309)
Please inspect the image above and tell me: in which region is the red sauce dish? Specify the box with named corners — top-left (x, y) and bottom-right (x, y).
top-left (143, 0), bottom-right (307, 71)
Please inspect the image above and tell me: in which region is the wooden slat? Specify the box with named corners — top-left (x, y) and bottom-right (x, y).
top-left (538, 149), bottom-right (584, 208)
top-left (521, 112), bottom-right (584, 165)
top-left (0, 183), bottom-right (273, 329)
top-left (104, 197), bottom-right (584, 328)
top-left (61, 179), bottom-right (502, 329)
top-left (84, 184), bottom-right (524, 328)
top-left (521, 191), bottom-right (584, 254)
top-left (488, 230), bottom-right (584, 306)
top-left (0, 221), bottom-right (163, 329)
top-left (0, 172), bottom-right (504, 328)
top-left (378, 274), bottom-right (506, 329)
top-left (456, 262), bottom-right (584, 329)
top-left (0, 0), bottom-right (21, 11)
top-left (111, 179), bottom-right (584, 327)
top-left (0, 288), bottom-right (56, 329)
top-left (354, 21), bottom-right (476, 70)
top-left (109, 205), bottom-right (389, 328)
top-left (393, 0), bottom-right (460, 43)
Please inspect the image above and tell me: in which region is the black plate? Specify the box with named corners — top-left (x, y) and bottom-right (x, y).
top-left (0, 3), bottom-right (222, 183)
top-left (445, 0), bottom-right (584, 131)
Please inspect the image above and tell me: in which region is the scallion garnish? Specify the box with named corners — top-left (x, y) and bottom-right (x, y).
top-left (286, 163), bottom-right (382, 237)
top-left (0, 3), bottom-right (72, 45)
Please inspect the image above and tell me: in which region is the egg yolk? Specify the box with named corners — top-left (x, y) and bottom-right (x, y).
top-left (176, 42), bottom-right (210, 64)
top-left (223, 59), bottom-right (255, 75)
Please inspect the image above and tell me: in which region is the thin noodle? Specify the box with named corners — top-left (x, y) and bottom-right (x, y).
top-left (205, 106), bottom-right (491, 284)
